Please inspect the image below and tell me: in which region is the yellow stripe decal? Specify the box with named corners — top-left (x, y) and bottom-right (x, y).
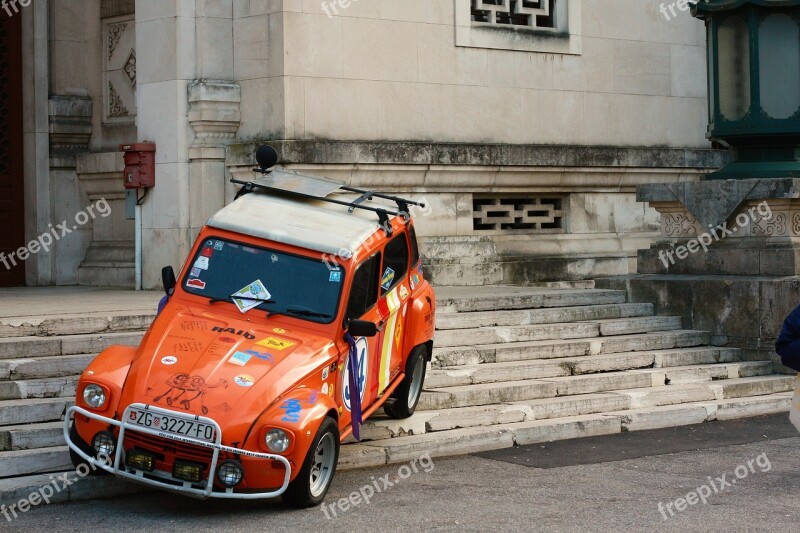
top-left (380, 312), bottom-right (399, 392)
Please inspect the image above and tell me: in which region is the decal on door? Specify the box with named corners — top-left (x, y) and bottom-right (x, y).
top-left (342, 337), bottom-right (368, 412)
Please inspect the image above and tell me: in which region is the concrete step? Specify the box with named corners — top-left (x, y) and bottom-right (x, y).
top-left (420, 362), bottom-right (777, 411)
top-left (0, 375), bottom-right (79, 400)
top-left (432, 330), bottom-right (710, 367)
top-left (433, 315), bottom-right (683, 349)
top-left (435, 321), bottom-right (600, 348)
top-left (0, 421), bottom-right (64, 451)
top-left (436, 288), bottom-right (627, 314)
top-left (651, 346), bottom-right (742, 367)
top-left (435, 303), bottom-right (653, 330)
top-left (712, 375), bottom-right (795, 399)
top-left (339, 393), bottom-right (792, 470)
top-left (426, 347), bottom-right (745, 389)
top-left (641, 361), bottom-right (775, 385)
top-left (0, 331), bottom-right (143, 360)
top-left (0, 446), bottom-right (72, 477)
top-left (0, 311), bottom-right (154, 339)
top-left (0, 398), bottom-right (71, 426)
top-left (0, 354), bottom-right (95, 380)
top-left (0, 472), bottom-right (146, 508)
top-left (593, 316), bottom-right (683, 336)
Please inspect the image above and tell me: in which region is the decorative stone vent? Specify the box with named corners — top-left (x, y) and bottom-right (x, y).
top-left (471, 0), bottom-right (558, 30)
top-left (473, 195), bottom-right (564, 232)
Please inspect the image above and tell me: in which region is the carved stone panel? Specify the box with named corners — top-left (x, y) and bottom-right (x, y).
top-left (103, 15), bottom-right (136, 124)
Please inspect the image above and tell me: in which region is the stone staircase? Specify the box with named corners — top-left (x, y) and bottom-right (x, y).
top-left (0, 284), bottom-right (793, 505)
top-left (341, 285), bottom-right (793, 467)
top-left (0, 313), bottom-right (153, 485)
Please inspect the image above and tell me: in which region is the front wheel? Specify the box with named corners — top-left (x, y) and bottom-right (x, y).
top-left (282, 417), bottom-right (339, 508)
top-left (384, 345), bottom-right (427, 419)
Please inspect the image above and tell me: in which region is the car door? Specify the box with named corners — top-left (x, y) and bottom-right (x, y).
top-left (372, 232), bottom-right (412, 399)
top-left (341, 253), bottom-right (383, 424)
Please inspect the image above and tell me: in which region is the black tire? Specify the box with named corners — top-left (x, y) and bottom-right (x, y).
top-left (384, 345), bottom-right (427, 419)
top-left (282, 417), bottom-right (339, 508)
top-left (68, 423), bottom-right (109, 476)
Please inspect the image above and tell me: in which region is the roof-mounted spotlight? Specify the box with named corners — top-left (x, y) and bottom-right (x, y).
top-left (255, 145), bottom-right (279, 175)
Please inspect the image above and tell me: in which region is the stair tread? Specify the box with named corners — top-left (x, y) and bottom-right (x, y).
top-left (435, 329), bottom-right (709, 352)
top-left (435, 303), bottom-right (654, 330)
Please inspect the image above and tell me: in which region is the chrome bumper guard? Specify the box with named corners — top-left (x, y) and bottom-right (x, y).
top-left (64, 403), bottom-right (292, 500)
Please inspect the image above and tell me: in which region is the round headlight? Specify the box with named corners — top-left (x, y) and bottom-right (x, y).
top-left (265, 428), bottom-right (290, 453)
top-left (217, 460), bottom-right (244, 487)
top-left (83, 384), bottom-right (106, 409)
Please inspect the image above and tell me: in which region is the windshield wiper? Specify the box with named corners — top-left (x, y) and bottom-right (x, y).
top-left (209, 295), bottom-right (276, 306)
top-left (284, 306), bottom-right (332, 319)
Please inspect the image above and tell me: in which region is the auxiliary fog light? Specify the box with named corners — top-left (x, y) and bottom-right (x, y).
top-left (125, 449), bottom-right (156, 472)
top-left (173, 460), bottom-right (204, 483)
top-left (91, 431), bottom-right (116, 457)
top-left (217, 460), bottom-right (244, 487)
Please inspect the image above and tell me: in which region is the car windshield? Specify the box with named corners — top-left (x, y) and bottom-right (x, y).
top-left (182, 237), bottom-right (343, 324)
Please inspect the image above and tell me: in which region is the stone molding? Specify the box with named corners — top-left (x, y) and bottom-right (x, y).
top-left (48, 95), bottom-right (92, 158)
top-left (188, 80), bottom-right (242, 160)
top-left (228, 140), bottom-right (729, 170)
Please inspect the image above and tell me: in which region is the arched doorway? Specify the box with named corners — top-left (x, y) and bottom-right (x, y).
top-left (0, 13), bottom-right (25, 286)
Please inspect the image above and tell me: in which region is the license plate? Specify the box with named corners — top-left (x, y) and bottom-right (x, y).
top-left (128, 408), bottom-right (217, 444)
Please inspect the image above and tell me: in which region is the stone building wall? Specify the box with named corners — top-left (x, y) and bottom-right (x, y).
top-left (22, 0), bottom-right (723, 288)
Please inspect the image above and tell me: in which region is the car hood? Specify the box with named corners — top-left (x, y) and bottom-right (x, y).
top-left (118, 305), bottom-right (337, 422)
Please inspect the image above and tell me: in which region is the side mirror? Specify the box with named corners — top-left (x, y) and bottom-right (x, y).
top-left (162, 266), bottom-right (176, 296)
top-left (348, 319), bottom-right (378, 338)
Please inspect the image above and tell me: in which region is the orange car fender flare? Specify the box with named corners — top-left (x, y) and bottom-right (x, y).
top-left (404, 286), bottom-right (436, 359)
top-left (244, 388), bottom-right (339, 460)
top-left (77, 345), bottom-right (138, 410)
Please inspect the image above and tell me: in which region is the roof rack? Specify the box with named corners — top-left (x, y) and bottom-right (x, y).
top-left (230, 166), bottom-right (426, 236)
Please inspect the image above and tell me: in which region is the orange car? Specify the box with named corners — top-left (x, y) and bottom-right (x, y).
top-left (64, 147), bottom-right (436, 507)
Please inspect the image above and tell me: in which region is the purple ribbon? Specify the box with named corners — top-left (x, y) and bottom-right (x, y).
top-left (344, 332), bottom-right (363, 441)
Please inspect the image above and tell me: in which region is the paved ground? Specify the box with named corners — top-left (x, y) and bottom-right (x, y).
top-left (3, 414), bottom-right (798, 532)
top-left (0, 286), bottom-right (161, 318)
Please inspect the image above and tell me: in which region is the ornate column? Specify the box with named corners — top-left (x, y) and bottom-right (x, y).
top-left (187, 80), bottom-right (242, 233)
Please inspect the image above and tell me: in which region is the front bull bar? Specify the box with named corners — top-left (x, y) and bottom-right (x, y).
top-left (64, 403), bottom-right (292, 499)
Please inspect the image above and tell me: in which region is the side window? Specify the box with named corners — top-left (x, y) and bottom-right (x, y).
top-left (344, 253), bottom-right (381, 323)
top-left (381, 234), bottom-right (409, 295)
top-left (409, 226), bottom-right (421, 267)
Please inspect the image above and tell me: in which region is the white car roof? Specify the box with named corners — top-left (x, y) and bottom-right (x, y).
top-left (208, 174), bottom-right (389, 257)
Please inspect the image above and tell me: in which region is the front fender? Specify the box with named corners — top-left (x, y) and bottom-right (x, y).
top-left (245, 388), bottom-right (338, 480)
top-left (73, 345), bottom-right (137, 446)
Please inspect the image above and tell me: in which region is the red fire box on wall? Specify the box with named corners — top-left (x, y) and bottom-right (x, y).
top-left (120, 142), bottom-right (156, 189)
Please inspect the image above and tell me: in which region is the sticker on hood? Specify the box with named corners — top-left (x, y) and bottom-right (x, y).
top-left (234, 374), bottom-right (255, 387)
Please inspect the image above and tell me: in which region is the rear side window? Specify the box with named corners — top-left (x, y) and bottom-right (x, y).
top-left (381, 234), bottom-right (409, 295)
top-left (409, 226), bottom-right (421, 267)
top-left (345, 253), bottom-right (381, 323)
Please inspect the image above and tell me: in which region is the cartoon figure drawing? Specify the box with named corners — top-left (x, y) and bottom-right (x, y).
top-left (154, 373), bottom-right (228, 414)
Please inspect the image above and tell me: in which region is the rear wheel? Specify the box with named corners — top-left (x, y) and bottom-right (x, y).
top-left (282, 417), bottom-right (339, 508)
top-left (384, 345), bottom-right (427, 419)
